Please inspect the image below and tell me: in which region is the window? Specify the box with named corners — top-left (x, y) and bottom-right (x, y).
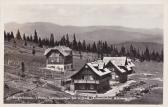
top-left (89, 75), bottom-right (94, 80)
top-left (90, 84), bottom-right (94, 90)
top-left (64, 66), bottom-right (66, 70)
top-left (67, 65), bottom-right (69, 69)
top-left (85, 65), bottom-right (88, 68)
top-left (54, 57), bottom-right (59, 62)
top-left (81, 75), bottom-right (84, 79)
top-left (49, 66), bottom-right (55, 69)
top-left (80, 84), bottom-right (85, 90)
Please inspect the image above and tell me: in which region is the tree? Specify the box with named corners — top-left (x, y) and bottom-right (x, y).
top-left (120, 46), bottom-right (126, 56)
top-left (23, 33), bottom-right (26, 41)
top-left (50, 33), bottom-right (55, 47)
top-left (16, 29), bottom-right (22, 40)
top-left (33, 30), bottom-right (38, 43)
top-left (155, 52), bottom-right (161, 62)
top-left (77, 41), bottom-right (82, 51)
top-left (60, 35), bottom-right (66, 46)
top-left (13, 39), bottom-right (16, 47)
top-left (161, 50), bottom-right (163, 62)
top-left (10, 32), bottom-right (14, 39)
top-left (129, 44), bottom-right (134, 58)
top-left (66, 33), bottom-right (70, 46)
top-left (144, 47), bottom-right (150, 61)
top-left (24, 40), bottom-right (27, 46)
top-left (72, 33), bottom-right (77, 50)
top-left (27, 36), bottom-right (30, 41)
top-left (21, 62), bottom-right (25, 77)
top-left (30, 35), bottom-right (33, 41)
top-left (150, 51), bottom-right (156, 61)
top-left (97, 40), bottom-right (102, 58)
top-left (102, 41), bottom-right (108, 54)
top-left (92, 42), bottom-right (97, 53)
top-left (82, 40), bottom-right (86, 52)
top-left (4, 31), bottom-right (7, 40)
top-left (38, 37), bottom-right (43, 48)
top-left (32, 46), bottom-right (36, 55)
top-left (5, 31), bottom-right (14, 41)
top-left (87, 44), bottom-right (91, 52)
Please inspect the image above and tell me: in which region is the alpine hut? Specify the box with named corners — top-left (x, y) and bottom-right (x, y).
top-left (70, 61), bottom-right (111, 93)
top-left (44, 46), bottom-right (73, 72)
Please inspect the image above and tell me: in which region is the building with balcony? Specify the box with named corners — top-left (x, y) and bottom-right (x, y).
top-left (70, 62), bottom-right (111, 93)
top-left (44, 46), bottom-right (73, 72)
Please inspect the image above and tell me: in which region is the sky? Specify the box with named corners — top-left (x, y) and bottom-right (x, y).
top-left (3, 1), bottom-right (163, 29)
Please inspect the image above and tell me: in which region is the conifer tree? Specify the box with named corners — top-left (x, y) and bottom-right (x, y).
top-left (144, 47), bottom-right (150, 61)
top-left (120, 46), bottom-right (126, 56)
top-left (30, 35), bottom-right (33, 41)
top-left (38, 37), bottom-right (43, 48)
top-left (72, 33), bottom-right (77, 50)
top-left (66, 33), bottom-right (70, 46)
top-left (60, 35), bottom-right (66, 46)
top-left (10, 32), bottom-right (14, 39)
top-left (23, 33), bottom-right (26, 41)
top-left (92, 42), bottom-right (97, 53)
top-left (16, 29), bottom-right (22, 40)
top-left (4, 30), bottom-right (7, 40)
top-left (27, 36), bottom-right (30, 41)
top-left (32, 46), bottom-right (36, 55)
top-left (82, 40), bottom-right (86, 52)
top-left (33, 30), bottom-right (38, 43)
top-left (24, 40), bottom-right (27, 46)
top-left (161, 50), bottom-right (163, 61)
top-left (77, 41), bottom-right (82, 51)
top-left (50, 33), bottom-right (55, 47)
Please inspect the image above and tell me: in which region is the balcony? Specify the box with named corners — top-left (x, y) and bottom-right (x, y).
top-left (75, 90), bottom-right (97, 93)
top-left (74, 80), bottom-right (99, 84)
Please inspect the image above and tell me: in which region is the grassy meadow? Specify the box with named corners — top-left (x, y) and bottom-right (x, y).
top-left (4, 40), bottom-right (163, 104)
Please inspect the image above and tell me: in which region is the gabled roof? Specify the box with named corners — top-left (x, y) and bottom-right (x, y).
top-left (87, 63), bottom-right (111, 76)
top-left (127, 58), bottom-right (135, 67)
top-left (111, 61), bottom-right (126, 73)
top-left (103, 57), bottom-right (127, 66)
top-left (90, 60), bottom-right (105, 68)
top-left (71, 62), bottom-right (111, 78)
top-left (44, 46), bottom-right (72, 57)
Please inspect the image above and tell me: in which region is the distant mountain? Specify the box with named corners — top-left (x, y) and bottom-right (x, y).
top-left (5, 22), bottom-right (163, 44)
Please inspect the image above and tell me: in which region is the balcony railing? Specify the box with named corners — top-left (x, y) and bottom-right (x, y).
top-left (74, 80), bottom-right (99, 84)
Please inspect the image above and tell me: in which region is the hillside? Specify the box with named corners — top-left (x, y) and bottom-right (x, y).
top-left (4, 38), bottom-right (163, 104)
top-left (5, 22), bottom-right (163, 44)
top-left (115, 42), bottom-right (163, 54)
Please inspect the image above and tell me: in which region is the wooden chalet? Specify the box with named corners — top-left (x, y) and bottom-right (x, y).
top-left (90, 58), bottom-right (128, 83)
top-left (44, 46), bottom-right (73, 72)
top-left (105, 61), bottom-right (128, 83)
top-left (70, 61), bottom-right (111, 93)
top-left (103, 57), bottom-right (135, 74)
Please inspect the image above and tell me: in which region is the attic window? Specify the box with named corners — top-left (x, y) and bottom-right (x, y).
top-left (85, 65), bottom-right (88, 68)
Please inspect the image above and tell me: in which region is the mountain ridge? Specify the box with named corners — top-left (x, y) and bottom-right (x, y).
top-left (5, 22), bottom-right (163, 44)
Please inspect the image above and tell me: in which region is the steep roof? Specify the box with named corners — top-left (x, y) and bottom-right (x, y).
top-left (103, 57), bottom-right (127, 66)
top-left (111, 61), bottom-right (127, 73)
top-left (44, 46), bottom-right (72, 56)
top-left (87, 63), bottom-right (111, 76)
top-left (90, 60), bottom-right (105, 68)
top-left (71, 62), bottom-right (111, 78)
top-left (127, 58), bottom-right (135, 67)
